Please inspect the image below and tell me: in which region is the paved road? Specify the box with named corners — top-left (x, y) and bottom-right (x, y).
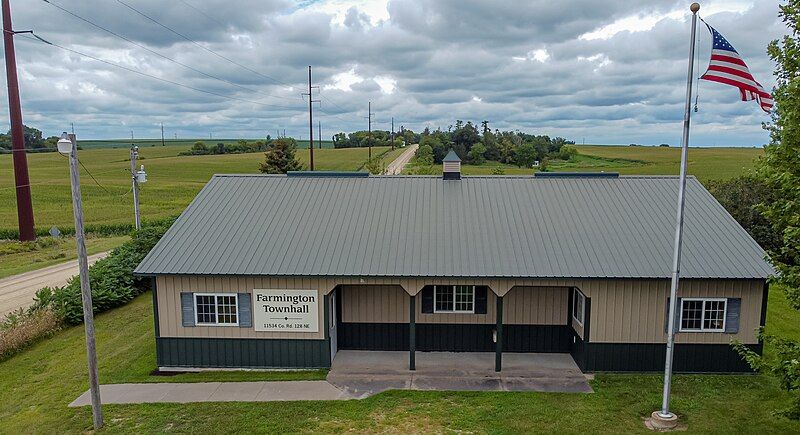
top-left (386, 144), bottom-right (419, 175)
top-left (0, 252), bottom-right (109, 317)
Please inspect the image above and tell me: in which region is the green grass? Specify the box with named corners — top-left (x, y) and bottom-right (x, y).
top-left (0, 235), bottom-right (129, 279)
top-left (404, 145), bottom-right (763, 183)
top-left (1, 288), bottom-right (799, 433)
top-left (0, 145), bottom-right (396, 231)
top-left (76, 139), bottom-right (336, 149)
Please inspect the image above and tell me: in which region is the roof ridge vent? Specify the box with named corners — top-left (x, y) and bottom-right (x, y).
top-left (287, 171), bottom-right (369, 178)
top-left (442, 149), bottom-right (461, 180)
top-left (533, 172), bottom-right (619, 178)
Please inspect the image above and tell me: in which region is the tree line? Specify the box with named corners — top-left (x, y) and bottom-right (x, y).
top-left (331, 129), bottom-right (419, 149)
top-left (0, 125), bottom-right (61, 153)
top-left (413, 120), bottom-right (575, 169)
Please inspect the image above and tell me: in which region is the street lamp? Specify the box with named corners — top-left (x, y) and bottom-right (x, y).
top-left (57, 132), bottom-right (103, 429)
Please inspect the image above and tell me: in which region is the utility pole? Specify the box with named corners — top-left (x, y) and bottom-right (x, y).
top-left (2, 0), bottom-right (35, 241)
top-left (302, 66), bottom-right (320, 170)
top-left (57, 133), bottom-right (103, 429)
top-left (318, 121), bottom-right (322, 149)
top-left (160, 122), bottom-right (165, 147)
top-left (130, 145), bottom-right (141, 230)
top-left (401, 125), bottom-right (406, 147)
top-left (367, 101), bottom-right (374, 160)
top-left (391, 117), bottom-right (395, 150)
top-left (130, 130), bottom-right (134, 141)
top-left (71, 122), bottom-right (75, 134)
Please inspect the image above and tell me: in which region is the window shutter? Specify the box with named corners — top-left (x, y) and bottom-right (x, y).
top-left (475, 286), bottom-right (488, 314)
top-left (238, 293), bottom-right (252, 328)
top-left (180, 292), bottom-right (195, 327)
top-left (664, 297), bottom-right (681, 333)
top-left (421, 287), bottom-right (434, 313)
top-left (725, 298), bottom-right (741, 334)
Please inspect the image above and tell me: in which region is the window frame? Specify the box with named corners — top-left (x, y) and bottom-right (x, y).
top-left (679, 297), bottom-right (727, 333)
top-left (572, 288), bottom-right (585, 326)
top-left (433, 285), bottom-right (476, 314)
top-left (194, 293), bottom-right (239, 326)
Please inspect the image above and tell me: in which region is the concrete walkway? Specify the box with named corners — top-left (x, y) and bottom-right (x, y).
top-left (327, 351), bottom-right (593, 397)
top-left (0, 251), bottom-right (109, 317)
top-left (386, 144), bottom-right (419, 174)
top-left (69, 380), bottom-right (353, 407)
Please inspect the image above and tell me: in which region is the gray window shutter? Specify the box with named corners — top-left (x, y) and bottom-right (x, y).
top-left (180, 292), bottom-right (195, 327)
top-left (421, 287), bottom-right (434, 313)
top-left (475, 286), bottom-right (488, 314)
top-left (238, 293), bottom-right (252, 328)
top-left (725, 298), bottom-right (741, 334)
top-left (664, 297), bottom-right (682, 333)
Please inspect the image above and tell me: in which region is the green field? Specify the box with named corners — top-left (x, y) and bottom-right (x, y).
top-left (0, 145), bottom-right (404, 232)
top-left (406, 145), bottom-right (763, 183)
top-left (1, 287), bottom-right (798, 433)
top-left (75, 139), bottom-right (336, 149)
top-left (0, 235), bottom-right (129, 279)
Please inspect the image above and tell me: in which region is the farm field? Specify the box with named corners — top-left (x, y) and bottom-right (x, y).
top-left (405, 145), bottom-right (763, 184)
top-left (74, 139), bottom-right (336, 149)
top-left (1, 287), bottom-right (798, 433)
top-left (0, 145), bottom-right (404, 232)
top-left (0, 235), bottom-right (129, 279)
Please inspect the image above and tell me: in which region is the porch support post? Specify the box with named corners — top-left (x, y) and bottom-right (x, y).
top-left (409, 294), bottom-right (416, 370)
top-left (495, 295), bottom-right (503, 372)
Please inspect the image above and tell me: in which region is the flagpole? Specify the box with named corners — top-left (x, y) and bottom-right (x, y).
top-left (653, 2), bottom-right (700, 428)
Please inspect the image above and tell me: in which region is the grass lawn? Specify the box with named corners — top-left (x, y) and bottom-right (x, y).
top-left (0, 145), bottom-right (397, 232)
top-left (0, 235), bottom-right (129, 279)
top-left (404, 145), bottom-right (763, 184)
top-left (1, 287), bottom-right (799, 433)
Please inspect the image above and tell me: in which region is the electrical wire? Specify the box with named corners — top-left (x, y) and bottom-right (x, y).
top-left (19, 33), bottom-right (301, 110)
top-left (41, 0), bottom-right (298, 102)
top-left (113, 0), bottom-right (293, 88)
top-left (177, 0), bottom-right (226, 28)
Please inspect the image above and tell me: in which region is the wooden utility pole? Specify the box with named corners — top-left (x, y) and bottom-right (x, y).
top-left (367, 101), bottom-right (374, 160)
top-left (3, 0), bottom-right (35, 241)
top-left (318, 121), bottom-right (321, 149)
top-left (160, 122), bottom-right (165, 147)
top-left (302, 66), bottom-right (320, 170)
top-left (130, 146), bottom-right (141, 230)
top-left (391, 117), bottom-right (395, 150)
top-left (65, 133), bottom-right (104, 429)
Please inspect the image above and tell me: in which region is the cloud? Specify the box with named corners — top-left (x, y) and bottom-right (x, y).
top-left (0, 0), bottom-right (784, 146)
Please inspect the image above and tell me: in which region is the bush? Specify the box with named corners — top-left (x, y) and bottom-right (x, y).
top-left (46, 217), bottom-right (175, 324)
top-left (558, 145), bottom-right (578, 161)
top-left (0, 308), bottom-right (62, 360)
top-left (364, 157), bottom-right (387, 175)
top-left (468, 143), bottom-right (487, 165)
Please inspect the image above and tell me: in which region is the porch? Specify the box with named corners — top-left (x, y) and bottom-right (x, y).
top-left (327, 350), bottom-right (592, 396)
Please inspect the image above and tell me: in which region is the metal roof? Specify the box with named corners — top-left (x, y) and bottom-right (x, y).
top-left (443, 149), bottom-right (461, 162)
top-left (134, 174), bottom-right (773, 279)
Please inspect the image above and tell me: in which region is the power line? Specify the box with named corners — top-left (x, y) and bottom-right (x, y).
top-left (42, 0), bottom-right (298, 102)
top-left (20, 33), bottom-right (301, 111)
top-left (177, 0), bottom-right (226, 28)
top-left (113, 0), bottom-right (293, 88)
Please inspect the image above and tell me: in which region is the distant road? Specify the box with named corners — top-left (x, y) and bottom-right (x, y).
top-left (0, 252), bottom-right (109, 317)
top-left (386, 144), bottom-right (419, 175)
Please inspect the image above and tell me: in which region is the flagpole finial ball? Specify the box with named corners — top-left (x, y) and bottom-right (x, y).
top-left (690, 3), bottom-right (700, 13)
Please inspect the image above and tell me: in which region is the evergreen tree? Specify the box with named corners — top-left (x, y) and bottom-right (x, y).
top-left (258, 138), bottom-right (303, 174)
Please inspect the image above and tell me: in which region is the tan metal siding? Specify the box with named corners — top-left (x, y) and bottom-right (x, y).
top-left (416, 290), bottom-right (497, 324)
top-left (157, 275), bottom-right (326, 340)
top-left (503, 286), bottom-right (568, 325)
top-left (340, 285), bottom-right (409, 323)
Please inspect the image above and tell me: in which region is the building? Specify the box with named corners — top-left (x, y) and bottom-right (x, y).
top-left (134, 156), bottom-right (772, 373)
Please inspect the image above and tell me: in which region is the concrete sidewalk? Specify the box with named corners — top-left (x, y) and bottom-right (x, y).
top-left (69, 380), bottom-right (353, 407)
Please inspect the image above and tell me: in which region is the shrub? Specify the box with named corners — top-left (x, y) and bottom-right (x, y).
top-left (364, 157), bottom-right (387, 175)
top-left (558, 145), bottom-right (578, 161)
top-left (49, 218), bottom-right (175, 324)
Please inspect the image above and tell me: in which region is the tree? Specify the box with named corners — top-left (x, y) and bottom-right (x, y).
top-left (514, 142), bottom-right (538, 168)
top-left (707, 175), bottom-right (781, 253)
top-left (734, 2), bottom-right (800, 419)
top-left (415, 143), bottom-right (435, 166)
top-left (558, 145), bottom-right (578, 161)
top-left (468, 143), bottom-right (487, 165)
top-left (259, 138), bottom-right (303, 174)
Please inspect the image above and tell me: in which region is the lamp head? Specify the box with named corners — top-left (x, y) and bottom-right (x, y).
top-left (56, 132), bottom-right (72, 154)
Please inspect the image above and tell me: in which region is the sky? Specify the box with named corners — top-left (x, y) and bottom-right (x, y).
top-left (0, 0), bottom-right (786, 146)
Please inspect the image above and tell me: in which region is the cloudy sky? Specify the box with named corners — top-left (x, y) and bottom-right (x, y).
top-left (1, 0), bottom-right (786, 145)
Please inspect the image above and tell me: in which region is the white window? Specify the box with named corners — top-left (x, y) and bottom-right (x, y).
top-left (195, 293), bottom-right (239, 326)
top-left (680, 298), bottom-right (726, 332)
top-left (572, 288), bottom-right (585, 325)
top-left (434, 285), bottom-right (475, 313)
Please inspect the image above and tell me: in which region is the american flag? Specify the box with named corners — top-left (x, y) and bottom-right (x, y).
top-left (700, 23), bottom-right (773, 113)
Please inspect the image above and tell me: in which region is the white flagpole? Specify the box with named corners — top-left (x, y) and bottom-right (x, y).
top-left (656, 2), bottom-right (700, 425)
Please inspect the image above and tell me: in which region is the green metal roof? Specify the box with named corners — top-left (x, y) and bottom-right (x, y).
top-left (135, 174), bottom-right (773, 279)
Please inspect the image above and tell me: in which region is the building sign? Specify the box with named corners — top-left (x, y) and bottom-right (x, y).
top-left (253, 289), bottom-right (319, 332)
